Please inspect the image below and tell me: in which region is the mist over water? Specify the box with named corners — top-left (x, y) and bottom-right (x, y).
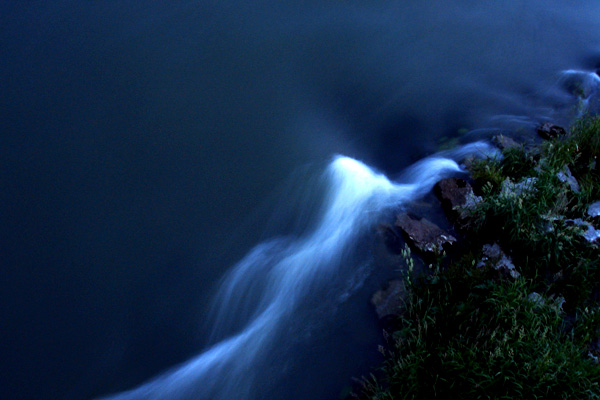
top-left (2, 1), bottom-right (600, 399)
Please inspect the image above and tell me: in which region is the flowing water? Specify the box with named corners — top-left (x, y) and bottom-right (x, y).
top-left (2, 1), bottom-right (600, 399)
top-left (96, 147), bottom-right (504, 400)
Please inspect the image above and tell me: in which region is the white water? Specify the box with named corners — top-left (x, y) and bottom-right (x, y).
top-left (98, 145), bottom-right (497, 400)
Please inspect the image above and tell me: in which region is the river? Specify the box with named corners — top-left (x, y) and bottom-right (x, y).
top-left (1, 1), bottom-right (600, 399)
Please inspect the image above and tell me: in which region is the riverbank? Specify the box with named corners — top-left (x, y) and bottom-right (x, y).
top-left (354, 115), bottom-right (600, 399)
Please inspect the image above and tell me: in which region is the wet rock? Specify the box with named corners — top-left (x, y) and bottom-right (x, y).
top-left (434, 178), bottom-right (481, 224)
top-left (557, 165), bottom-right (580, 193)
top-left (537, 123), bottom-right (567, 140)
top-left (371, 280), bottom-right (406, 321)
top-left (500, 177), bottom-right (537, 198)
top-left (395, 213), bottom-right (456, 257)
top-left (378, 224), bottom-right (403, 254)
top-left (492, 135), bottom-right (520, 151)
top-left (588, 201), bottom-right (600, 218)
top-left (476, 243), bottom-right (520, 279)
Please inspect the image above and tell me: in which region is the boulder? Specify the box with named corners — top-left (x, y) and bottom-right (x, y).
top-left (395, 213), bottom-right (456, 257)
top-left (476, 243), bottom-right (520, 279)
top-left (537, 123), bottom-right (567, 140)
top-left (371, 280), bottom-right (406, 321)
top-left (434, 178), bottom-right (481, 224)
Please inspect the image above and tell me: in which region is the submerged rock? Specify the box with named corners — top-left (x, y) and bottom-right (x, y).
top-left (557, 165), bottom-right (580, 193)
top-left (476, 243), bottom-right (520, 279)
top-left (537, 122), bottom-right (567, 140)
top-left (371, 280), bottom-right (406, 321)
top-left (395, 213), bottom-right (456, 257)
top-left (492, 135), bottom-right (521, 151)
top-left (434, 178), bottom-right (481, 225)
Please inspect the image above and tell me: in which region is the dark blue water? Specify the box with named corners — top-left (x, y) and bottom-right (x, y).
top-left (2, 1), bottom-right (600, 399)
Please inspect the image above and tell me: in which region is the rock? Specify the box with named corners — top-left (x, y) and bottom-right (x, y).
top-left (588, 201), bottom-right (600, 218)
top-left (524, 143), bottom-right (542, 157)
top-left (582, 225), bottom-right (599, 245)
top-left (434, 178), bottom-right (481, 224)
top-left (500, 177), bottom-right (537, 198)
top-left (371, 280), bottom-right (406, 321)
top-left (476, 243), bottom-right (520, 279)
top-left (378, 224), bottom-right (403, 254)
top-left (527, 292), bottom-right (565, 313)
top-left (537, 123), bottom-right (567, 140)
top-left (539, 214), bottom-right (565, 233)
top-left (566, 218), bottom-right (600, 243)
top-left (557, 165), bottom-right (580, 193)
top-left (527, 292), bottom-right (545, 308)
top-left (395, 213), bottom-right (456, 257)
top-left (492, 135), bottom-right (520, 151)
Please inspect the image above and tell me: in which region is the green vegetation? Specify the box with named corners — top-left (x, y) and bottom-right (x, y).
top-left (356, 261), bottom-right (600, 399)
top-left (468, 117), bottom-right (600, 308)
top-left (354, 116), bottom-right (600, 399)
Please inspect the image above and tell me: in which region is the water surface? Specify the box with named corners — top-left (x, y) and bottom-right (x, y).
top-left (2, 1), bottom-right (600, 399)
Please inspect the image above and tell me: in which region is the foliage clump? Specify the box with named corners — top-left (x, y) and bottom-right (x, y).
top-left (467, 116), bottom-right (600, 308)
top-left (354, 116), bottom-right (600, 399)
top-left (356, 261), bottom-right (600, 399)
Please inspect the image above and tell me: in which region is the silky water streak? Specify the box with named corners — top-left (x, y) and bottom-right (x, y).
top-left (98, 143), bottom-right (497, 400)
